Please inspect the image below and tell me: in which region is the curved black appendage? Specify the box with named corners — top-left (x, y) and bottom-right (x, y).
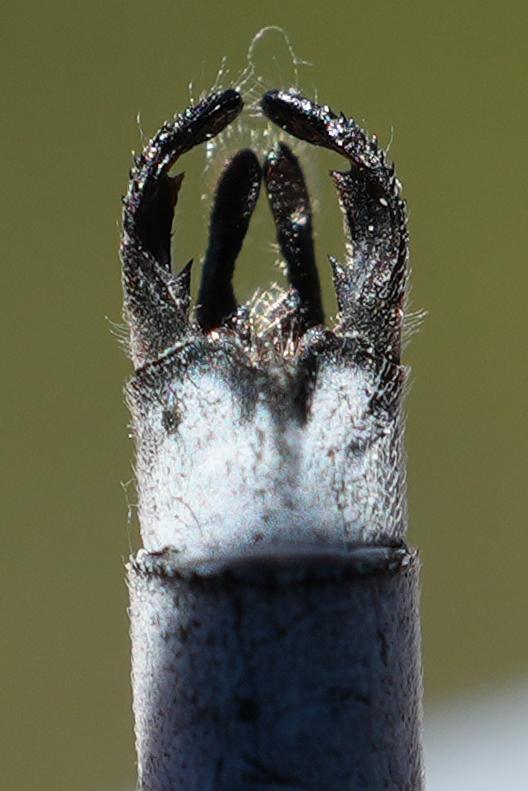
top-left (261, 90), bottom-right (407, 363)
top-left (121, 90), bottom-right (243, 368)
top-left (264, 143), bottom-right (324, 329)
top-left (123, 90), bottom-right (242, 266)
top-left (197, 149), bottom-right (262, 331)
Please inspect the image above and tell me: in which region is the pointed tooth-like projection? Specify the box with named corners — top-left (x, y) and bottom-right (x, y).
top-left (261, 89), bottom-right (407, 362)
top-left (167, 259), bottom-right (192, 312)
top-left (264, 142), bottom-right (324, 329)
top-left (197, 149), bottom-right (262, 331)
top-left (329, 255), bottom-right (355, 319)
top-left (121, 90), bottom-right (243, 369)
top-left (330, 169), bottom-right (407, 357)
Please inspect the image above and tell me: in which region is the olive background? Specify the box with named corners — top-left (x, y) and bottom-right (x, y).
top-left (2, 2), bottom-right (526, 789)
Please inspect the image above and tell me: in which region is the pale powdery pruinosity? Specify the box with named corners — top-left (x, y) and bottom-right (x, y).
top-left (121, 88), bottom-right (409, 559)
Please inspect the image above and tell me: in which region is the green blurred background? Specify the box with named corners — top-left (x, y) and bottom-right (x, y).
top-left (2, 1), bottom-right (526, 788)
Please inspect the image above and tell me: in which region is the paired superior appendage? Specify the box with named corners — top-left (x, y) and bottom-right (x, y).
top-left (122, 88), bottom-right (407, 367)
top-left (122, 87), bottom-right (409, 555)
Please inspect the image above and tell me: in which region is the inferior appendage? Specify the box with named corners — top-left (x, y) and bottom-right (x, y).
top-left (121, 88), bottom-right (407, 369)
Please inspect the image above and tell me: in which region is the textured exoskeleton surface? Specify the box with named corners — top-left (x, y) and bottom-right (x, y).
top-left (121, 88), bottom-right (409, 558)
